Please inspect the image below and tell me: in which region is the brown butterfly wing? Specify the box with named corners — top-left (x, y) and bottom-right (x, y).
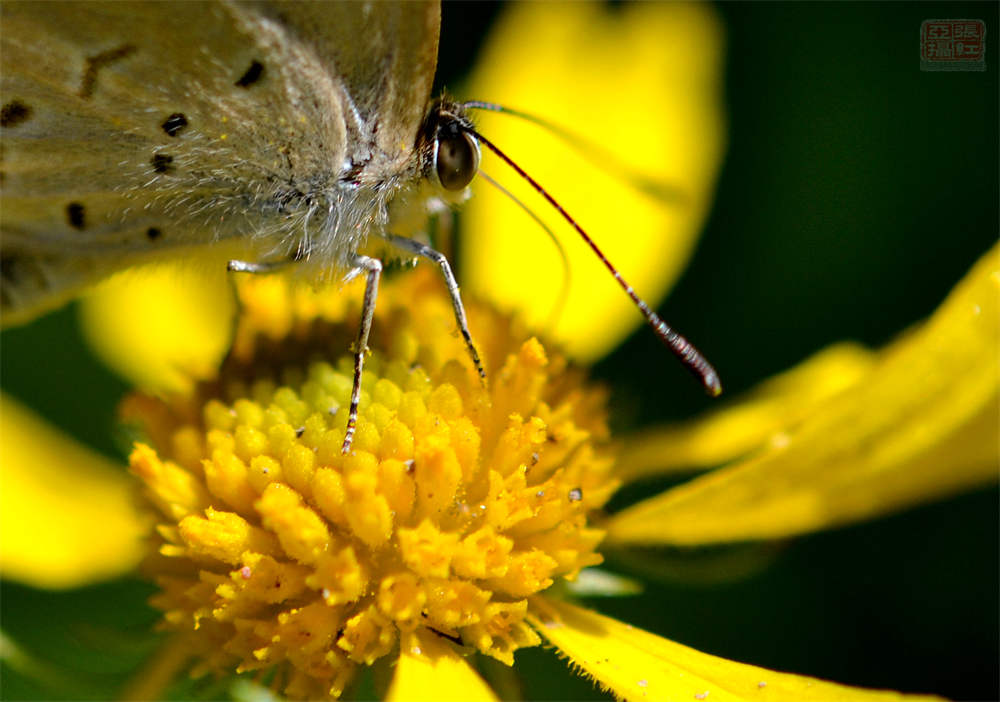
top-left (242, 1), bottom-right (441, 178)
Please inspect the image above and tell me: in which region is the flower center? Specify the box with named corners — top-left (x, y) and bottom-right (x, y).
top-left (125, 270), bottom-right (617, 699)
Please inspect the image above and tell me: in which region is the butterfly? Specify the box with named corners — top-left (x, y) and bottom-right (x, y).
top-left (1, 1), bottom-right (488, 446)
top-left (0, 1), bottom-right (718, 451)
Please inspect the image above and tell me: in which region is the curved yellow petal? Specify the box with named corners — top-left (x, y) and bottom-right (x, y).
top-left (0, 395), bottom-right (146, 588)
top-left (617, 343), bottom-right (876, 480)
top-left (462, 2), bottom-right (726, 361)
top-left (529, 597), bottom-right (943, 702)
top-left (606, 245), bottom-right (999, 546)
top-left (386, 628), bottom-right (499, 702)
top-left (78, 261), bottom-right (235, 394)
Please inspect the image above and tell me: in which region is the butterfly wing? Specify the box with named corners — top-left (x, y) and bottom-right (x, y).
top-left (243, 1), bottom-right (440, 173)
top-left (0, 0), bottom-right (440, 326)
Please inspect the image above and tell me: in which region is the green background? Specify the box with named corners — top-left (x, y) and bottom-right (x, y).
top-left (3, 2), bottom-right (997, 700)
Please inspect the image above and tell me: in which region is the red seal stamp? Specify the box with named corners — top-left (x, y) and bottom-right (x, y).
top-left (921, 19), bottom-right (986, 71)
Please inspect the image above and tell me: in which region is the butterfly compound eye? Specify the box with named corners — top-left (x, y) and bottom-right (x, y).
top-left (435, 130), bottom-right (480, 191)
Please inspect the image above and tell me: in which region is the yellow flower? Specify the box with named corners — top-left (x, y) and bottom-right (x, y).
top-left (3, 244), bottom-right (995, 699)
top-left (11, 240), bottom-right (994, 700)
top-left (1, 3), bottom-right (996, 701)
top-left (121, 268), bottom-right (612, 698)
top-left (56, 246), bottom-right (997, 700)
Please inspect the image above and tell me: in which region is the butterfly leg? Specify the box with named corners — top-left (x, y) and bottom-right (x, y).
top-left (386, 234), bottom-right (486, 382)
top-left (341, 255), bottom-right (382, 454)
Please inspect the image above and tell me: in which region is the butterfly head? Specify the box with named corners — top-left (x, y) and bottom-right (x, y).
top-left (419, 100), bottom-right (480, 194)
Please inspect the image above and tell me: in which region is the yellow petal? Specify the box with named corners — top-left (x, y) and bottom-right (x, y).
top-left (78, 261), bottom-right (235, 394)
top-left (606, 245), bottom-right (999, 545)
top-left (462, 2), bottom-right (726, 361)
top-left (529, 597), bottom-right (943, 702)
top-left (0, 395), bottom-right (146, 588)
top-left (617, 343), bottom-right (876, 480)
top-left (386, 628), bottom-right (499, 702)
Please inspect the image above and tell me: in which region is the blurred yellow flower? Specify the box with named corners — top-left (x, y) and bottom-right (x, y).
top-left (79, 261), bottom-right (236, 394)
top-left (603, 244), bottom-right (998, 547)
top-left (0, 396), bottom-right (146, 588)
top-left (461, 1), bottom-right (726, 361)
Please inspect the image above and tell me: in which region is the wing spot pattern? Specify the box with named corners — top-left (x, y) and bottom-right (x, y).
top-left (80, 45), bottom-right (136, 98)
top-left (161, 113), bottom-right (188, 137)
top-left (235, 60), bottom-right (264, 87)
top-left (0, 100), bottom-right (32, 127)
top-left (66, 202), bottom-right (86, 230)
top-left (151, 153), bottom-right (175, 173)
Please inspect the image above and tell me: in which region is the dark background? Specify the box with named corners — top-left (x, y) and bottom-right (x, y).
top-left (3, 2), bottom-right (997, 700)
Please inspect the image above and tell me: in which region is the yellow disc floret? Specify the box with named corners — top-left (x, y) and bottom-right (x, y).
top-left (124, 268), bottom-right (617, 699)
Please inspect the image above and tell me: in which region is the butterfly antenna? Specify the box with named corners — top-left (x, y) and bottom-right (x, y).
top-left (463, 101), bottom-right (686, 206)
top-left (466, 127), bottom-right (722, 397)
top-left (478, 169), bottom-right (572, 331)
